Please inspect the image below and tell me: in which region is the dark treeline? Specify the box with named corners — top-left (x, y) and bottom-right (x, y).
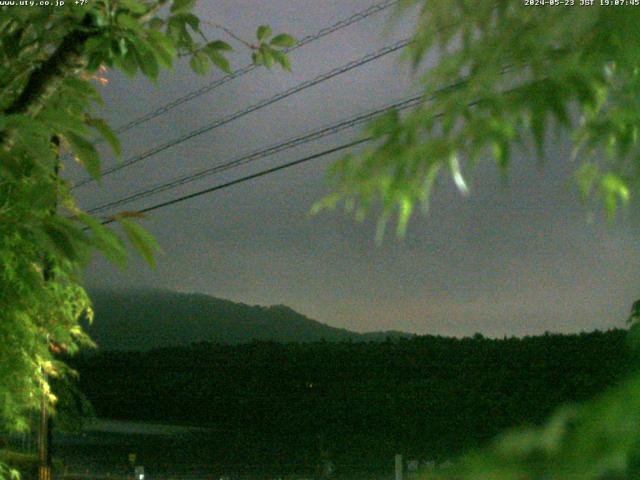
top-left (71, 330), bottom-right (630, 469)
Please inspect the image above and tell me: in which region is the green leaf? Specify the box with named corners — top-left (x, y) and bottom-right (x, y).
top-left (41, 220), bottom-right (78, 261)
top-left (252, 50), bottom-right (264, 66)
top-left (77, 215), bottom-right (128, 268)
top-left (111, 37), bottom-right (128, 57)
top-left (5, 115), bottom-right (55, 163)
top-left (575, 162), bottom-right (599, 200)
top-left (270, 33), bottom-right (296, 48)
top-left (205, 40), bottom-right (232, 52)
top-left (492, 140), bottom-right (510, 172)
top-left (5, 114), bottom-right (52, 140)
top-left (86, 47), bottom-right (108, 73)
top-left (260, 47), bottom-right (273, 69)
top-left (204, 47), bottom-right (231, 73)
top-left (601, 172), bottom-right (630, 219)
top-left (88, 9), bottom-right (108, 27)
top-left (86, 117), bottom-right (121, 157)
top-left (178, 13), bottom-right (200, 31)
top-left (118, 48), bottom-right (139, 76)
top-left (396, 196), bottom-right (413, 237)
top-left (38, 109), bottom-right (90, 137)
top-left (62, 77), bottom-right (99, 101)
top-left (448, 153), bottom-right (469, 195)
top-left (119, 218), bottom-right (161, 267)
top-left (148, 18), bottom-right (164, 30)
top-left (256, 24), bottom-right (272, 41)
top-left (119, 0), bottom-right (147, 14)
top-left (270, 49), bottom-right (291, 72)
top-left (83, 36), bottom-right (107, 56)
top-left (116, 13), bottom-right (143, 32)
top-left (418, 163), bottom-right (441, 213)
top-left (170, 0), bottom-right (195, 14)
top-left (189, 51), bottom-right (210, 75)
top-left (132, 40), bottom-right (160, 80)
top-left (146, 30), bottom-right (176, 68)
top-left (65, 132), bottom-right (101, 180)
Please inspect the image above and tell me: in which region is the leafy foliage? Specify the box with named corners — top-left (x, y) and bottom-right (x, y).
top-left (250, 25), bottom-right (294, 72)
top-left (0, 452), bottom-right (25, 480)
top-left (321, 2), bottom-right (640, 231)
top-left (316, 2), bottom-right (640, 478)
top-left (0, 449), bottom-right (64, 479)
top-left (0, 1), bottom-right (292, 476)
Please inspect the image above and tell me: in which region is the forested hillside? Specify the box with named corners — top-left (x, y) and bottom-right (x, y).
top-left (72, 330), bottom-right (630, 467)
top-left (87, 289), bottom-right (412, 350)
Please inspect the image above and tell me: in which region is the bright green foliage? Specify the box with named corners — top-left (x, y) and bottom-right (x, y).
top-left (0, 448), bottom-right (65, 479)
top-left (315, 2), bottom-right (640, 478)
top-left (0, 456), bottom-right (20, 480)
top-left (0, 1), bottom-right (292, 474)
top-left (431, 370), bottom-right (640, 479)
top-left (321, 2), bottom-right (640, 232)
top-left (252, 27), bottom-right (294, 72)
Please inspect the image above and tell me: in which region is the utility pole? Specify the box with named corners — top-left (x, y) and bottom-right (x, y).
top-left (37, 370), bottom-right (50, 480)
top-left (38, 136), bottom-right (60, 480)
top-left (394, 454), bottom-right (403, 480)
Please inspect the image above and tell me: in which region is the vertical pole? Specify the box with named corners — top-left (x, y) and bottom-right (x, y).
top-left (395, 454), bottom-right (403, 480)
top-left (38, 266), bottom-right (53, 480)
top-left (39, 136), bottom-right (59, 480)
top-left (38, 381), bottom-right (49, 480)
top-left (46, 415), bottom-right (53, 475)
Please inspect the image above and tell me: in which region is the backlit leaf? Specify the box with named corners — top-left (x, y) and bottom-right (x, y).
top-left (256, 24), bottom-right (271, 41)
top-left (170, 0), bottom-right (195, 14)
top-left (270, 33), bottom-right (296, 48)
top-left (65, 132), bottom-right (100, 180)
top-left (86, 117), bottom-right (121, 157)
top-left (118, 218), bottom-right (161, 268)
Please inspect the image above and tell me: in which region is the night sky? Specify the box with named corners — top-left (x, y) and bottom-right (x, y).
top-left (67, 0), bottom-right (640, 338)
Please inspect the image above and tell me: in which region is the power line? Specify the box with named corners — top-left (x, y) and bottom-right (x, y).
top-left (94, 78), bottom-right (490, 225)
top-left (110, 0), bottom-right (399, 136)
top-left (73, 38), bottom-right (410, 189)
top-left (88, 94), bottom-right (426, 215)
top-left (86, 42), bottom-right (510, 222)
top-left (62, 2), bottom-right (398, 171)
top-left (99, 136), bottom-right (372, 226)
top-left (89, 67), bottom-right (483, 218)
top-left (87, 62), bottom-right (481, 216)
top-left (65, 0), bottom-right (398, 168)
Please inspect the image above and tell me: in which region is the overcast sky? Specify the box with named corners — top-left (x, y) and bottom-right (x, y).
top-left (68, 0), bottom-right (640, 338)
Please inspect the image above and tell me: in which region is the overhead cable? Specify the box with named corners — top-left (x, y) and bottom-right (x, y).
top-left (111, 0), bottom-right (399, 136)
top-left (74, 37), bottom-right (410, 189)
top-left (88, 93), bottom-right (425, 215)
top-left (97, 84), bottom-right (490, 225)
top-left (99, 137), bottom-right (372, 225)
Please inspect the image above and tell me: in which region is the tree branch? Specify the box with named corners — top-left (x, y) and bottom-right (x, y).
top-left (1, 26), bottom-right (92, 152)
top-left (4, 28), bottom-right (90, 118)
top-left (203, 20), bottom-right (257, 50)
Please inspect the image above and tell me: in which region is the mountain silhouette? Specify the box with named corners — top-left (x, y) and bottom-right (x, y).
top-left (86, 288), bottom-right (412, 350)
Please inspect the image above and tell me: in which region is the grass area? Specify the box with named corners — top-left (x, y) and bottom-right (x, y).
top-left (0, 449), bottom-right (64, 479)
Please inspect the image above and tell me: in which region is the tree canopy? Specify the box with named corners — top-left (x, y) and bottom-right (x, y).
top-left (0, 0), bottom-right (293, 462)
top-left (69, 331), bottom-right (629, 470)
top-left (321, 1), bottom-right (640, 236)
